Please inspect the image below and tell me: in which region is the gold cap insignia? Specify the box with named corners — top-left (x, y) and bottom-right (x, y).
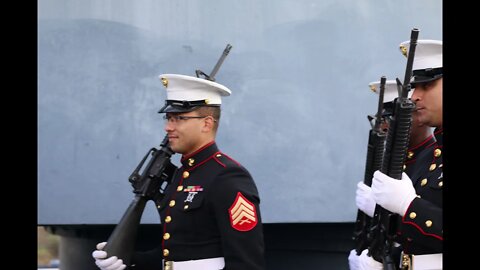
top-left (400, 44), bottom-right (408, 57)
top-left (161, 77), bottom-right (168, 88)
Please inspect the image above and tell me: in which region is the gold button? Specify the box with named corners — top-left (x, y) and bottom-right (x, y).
top-left (409, 212), bottom-right (417, 219)
top-left (184, 205), bottom-right (189, 210)
top-left (183, 171), bottom-right (190, 178)
top-left (188, 158), bottom-right (195, 166)
top-left (165, 266), bottom-right (171, 270)
top-left (434, 148), bottom-right (442, 157)
top-left (204, 99), bottom-right (210, 104)
top-left (407, 151), bottom-right (414, 159)
top-left (425, 220), bottom-right (433, 227)
top-left (439, 163), bottom-right (443, 168)
top-left (429, 163), bottom-right (437, 171)
top-left (420, 178), bottom-right (428, 186)
top-left (163, 249), bottom-right (169, 257)
top-left (169, 200), bottom-right (175, 207)
top-left (165, 216), bottom-right (172, 223)
top-left (402, 254), bottom-right (411, 268)
top-left (163, 233), bottom-right (170, 240)
top-left (216, 153), bottom-right (222, 157)
top-left (177, 186), bottom-right (183, 192)
top-left (165, 261), bottom-right (172, 266)
top-left (403, 164), bottom-right (406, 170)
top-left (438, 181), bottom-right (443, 187)
top-left (157, 204), bottom-right (161, 209)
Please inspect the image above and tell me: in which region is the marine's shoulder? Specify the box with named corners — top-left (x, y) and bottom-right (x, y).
top-left (211, 151), bottom-right (245, 169)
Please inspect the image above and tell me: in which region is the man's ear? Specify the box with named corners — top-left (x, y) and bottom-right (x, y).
top-left (202, 116), bottom-right (215, 132)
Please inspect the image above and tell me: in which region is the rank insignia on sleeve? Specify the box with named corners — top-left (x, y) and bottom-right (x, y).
top-left (229, 192), bottom-right (258, 231)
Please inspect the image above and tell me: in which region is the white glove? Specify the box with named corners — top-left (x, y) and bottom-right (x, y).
top-left (355, 181), bottom-right (376, 217)
top-left (92, 242), bottom-right (127, 270)
top-left (348, 249), bottom-right (360, 270)
top-left (371, 171), bottom-right (417, 216)
top-left (358, 249), bottom-right (383, 270)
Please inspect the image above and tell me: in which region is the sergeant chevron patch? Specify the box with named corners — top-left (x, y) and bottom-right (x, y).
top-left (229, 192), bottom-right (257, 231)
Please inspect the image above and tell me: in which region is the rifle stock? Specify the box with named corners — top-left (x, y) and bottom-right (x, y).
top-left (103, 196), bottom-right (148, 265)
top-left (104, 135), bottom-right (177, 266)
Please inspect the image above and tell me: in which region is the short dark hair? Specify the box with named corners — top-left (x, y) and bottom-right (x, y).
top-left (195, 106), bottom-right (221, 132)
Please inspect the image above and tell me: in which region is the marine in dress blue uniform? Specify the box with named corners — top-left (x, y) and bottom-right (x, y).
top-left (132, 74), bottom-right (266, 270)
top-left (396, 41), bottom-right (443, 267)
top-left (351, 40), bottom-right (443, 270)
top-left (384, 40), bottom-right (443, 270)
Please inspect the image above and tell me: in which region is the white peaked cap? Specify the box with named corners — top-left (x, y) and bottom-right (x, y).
top-left (399, 39), bottom-right (442, 71)
top-left (399, 39), bottom-right (443, 84)
top-left (369, 79), bottom-right (400, 103)
top-left (158, 74), bottom-right (231, 113)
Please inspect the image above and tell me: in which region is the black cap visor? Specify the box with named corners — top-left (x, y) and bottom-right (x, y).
top-left (158, 99), bottom-right (218, 113)
top-left (382, 101), bottom-right (395, 117)
top-left (158, 104), bottom-right (199, 113)
top-left (411, 67), bottom-right (443, 87)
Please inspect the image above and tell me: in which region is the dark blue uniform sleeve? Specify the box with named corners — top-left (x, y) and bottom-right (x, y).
top-left (208, 166), bottom-right (266, 270)
top-left (401, 197), bottom-right (443, 253)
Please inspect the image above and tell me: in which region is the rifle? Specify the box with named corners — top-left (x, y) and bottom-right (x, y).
top-left (103, 135), bottom-right (177, 266)
top-left (195, 44), bottom-right (233, 82)
top-left (367, 28), bottom-right (419, 270)
top-left (352, 76), bottom-right (388, 254)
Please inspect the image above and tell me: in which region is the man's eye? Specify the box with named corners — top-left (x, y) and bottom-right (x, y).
top-left (163, 115), bottom-right (178, 121)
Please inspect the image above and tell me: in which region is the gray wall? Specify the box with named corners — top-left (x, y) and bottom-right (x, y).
top-left (38, 0), bottom-right (442, 224)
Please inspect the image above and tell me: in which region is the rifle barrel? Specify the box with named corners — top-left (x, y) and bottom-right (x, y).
top-left (209, 44), bottom-right (232, 80)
